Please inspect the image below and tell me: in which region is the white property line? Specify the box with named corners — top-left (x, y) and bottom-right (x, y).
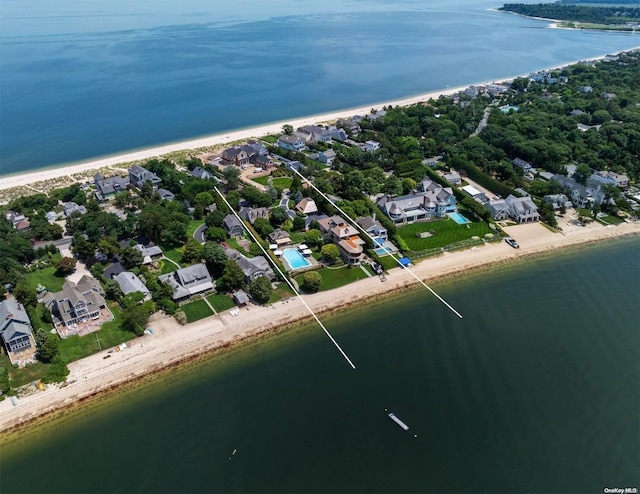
top-left (291, 168), bottom-right (463, 319)
top-left (213, 187), bottom-right (357, 370)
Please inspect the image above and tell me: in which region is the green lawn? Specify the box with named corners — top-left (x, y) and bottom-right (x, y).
top-left (271, 177), bottom-right (292, 190)
top-left (159, 259), bottom-right (178, 275)
top-left (262, 135), bottom-right (279, 144)
top-left (598, 215), bottom-right (625, 225)
top-left (162, 246), bottom-right (184, 266)
top-left (268, 283), bottom-right (295, 303)
top-left (295, 265), bottom-right (369, 292)
top-left (8, 360), bottom-right (50, 388)
top-left (187, 219), bottom-right (205, 237)
top-left (58, 307), bottom-right (136, 363)
top-left (206, 294), bottom-right (236, 313)
top-left (397, 217), bottom-right (492, 251)
top-left (26, 303), bottom-right (55, 332)
top-left (251, 175), bottom-right (292, 190)
top-left (25, 266), bottom-right (66, 292)
top-left (181, 299), bottom-right (214, 323)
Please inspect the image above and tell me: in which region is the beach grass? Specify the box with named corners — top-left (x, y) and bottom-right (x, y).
top-left (398, 218), bottom-right (492, 251)
top-left (8, 361), bottom-right (50, 388)
top-left (26, 267), bottom-right (66, 293)
top-left (58, 307), bottom-right (135, 363)
top-left (181, 300), bottom-right (214, 323)
top-left (296, 265), bottom-right (369, 292)
top-left (206, 294), bottom-right (235, 313)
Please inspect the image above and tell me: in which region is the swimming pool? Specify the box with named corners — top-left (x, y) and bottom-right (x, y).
top-left (448, 212), bottom-right (471, 225)
top-left (282, 248), bottom-right (311, 270)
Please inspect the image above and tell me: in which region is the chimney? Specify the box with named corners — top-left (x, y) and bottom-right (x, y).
top-left (372, 212), bottom-right (376, 221)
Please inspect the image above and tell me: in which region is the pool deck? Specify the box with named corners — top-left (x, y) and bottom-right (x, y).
top-left (279, 246), bottom-right (320, 272)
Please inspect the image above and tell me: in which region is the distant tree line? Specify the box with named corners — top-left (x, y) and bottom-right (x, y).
top-left (500, 3), bottom-right (640, 24)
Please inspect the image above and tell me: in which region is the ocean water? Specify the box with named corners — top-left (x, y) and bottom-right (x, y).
top-left (2, 0), bottom-right (640, 174)
top-left (2, 237), bottom-right (638, 493)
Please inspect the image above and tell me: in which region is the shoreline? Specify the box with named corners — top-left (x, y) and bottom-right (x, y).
top-left (1, 218), bottom-right (639, 435)
top-left (2, 46), bottom-right (639, 194)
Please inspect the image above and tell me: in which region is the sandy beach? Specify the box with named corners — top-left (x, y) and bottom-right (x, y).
top-left (3, 47), bottom-right (639, 195)
top-left (1, 215), bottom-right (638, 433)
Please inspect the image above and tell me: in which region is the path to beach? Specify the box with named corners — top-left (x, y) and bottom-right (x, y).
top-left (1, 217), bottom-right (638, 432)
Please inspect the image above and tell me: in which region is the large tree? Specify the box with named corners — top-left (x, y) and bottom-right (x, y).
top-left (217, 260), bottom-right (245, 293)
top-left (203, 242), bottom-right (228, 276)
top-left (55, 257), bottom-right (77, 275)
top-left (248, 276), bottom-right (272, 303)
top-left (302, 271), bottom-right (322, 293)
top-left (182, 238), bottom-right (204, 265)
top-left (320, 244), bottom-right (340, 264)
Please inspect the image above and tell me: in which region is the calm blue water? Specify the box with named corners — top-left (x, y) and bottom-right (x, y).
top-left (2, 237), bottom-right (638, 493)
top-left (2, 0), bottom-right (640, 174)
top-left (282, 248), bottom-right (311, 270)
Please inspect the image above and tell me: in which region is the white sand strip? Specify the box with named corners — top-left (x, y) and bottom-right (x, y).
top-left (0, 218), bottom-right (638, 432)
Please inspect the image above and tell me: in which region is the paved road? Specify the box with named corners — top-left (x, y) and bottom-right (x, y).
top-left (194, 223), bottom-right (207, 244)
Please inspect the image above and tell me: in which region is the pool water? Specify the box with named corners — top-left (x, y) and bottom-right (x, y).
top-left (282, 248), bottom-right (311, 270)
top-left (448, 212), bottom-right (471, 225)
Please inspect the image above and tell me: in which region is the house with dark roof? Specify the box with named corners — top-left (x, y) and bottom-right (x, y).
top-left (42, 276), bottom-right (108, 329)
top-left (223, 215), bottom-right (245, 239)
top-left (225, 249), bottom-right (276, 283)
top-left (317, 149), bottom-right (336, 165)
top-left (159, 264), bottom-right (214, 301)
top-left (240, 207), bottom-right (270, 224)
top-left (191, 166), bottom-right (213, 180)
top-left (267, 229), bottom-right (292, 247)
top-left (156, 188), bottom-right (175, 201)
top-left (114, 272), bottom-right (151, 300)
top-left (129, 165), bottom-right (161, 189)
top-left (94, 173), bottom-right (129, 200)
top-left (221, 147), bottom-right (249, 167)
top-left (356, 216), bottom-right (388, 241)
top-left (0, 300), bottom-right (35, 354)
top-left (512, 158), bottom-right (533, 174)
top-left (336, 118), bottom-right (360, 135)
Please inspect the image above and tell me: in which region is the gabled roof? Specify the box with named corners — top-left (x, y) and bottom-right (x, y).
top-left (191, 166), bottom-right (212, 179)
top-left (114, 272), bottom-right (150, 296)
top-left (223, 214), bottom-right (244, 231)
top-left (0, 300), bottom-right (32, 334)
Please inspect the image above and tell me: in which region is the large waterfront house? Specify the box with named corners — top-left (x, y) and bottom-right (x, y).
top-left (0, 300), bottom-right (35, 354)
top-left (221, 141), bottom-right (270, 168)
top-left (317, 215), bottom-right (365, 265)
top-left (296, 125), bottom-right (347, 144)
top-left (225, 249), bottom-right (276, 283)
top-left (277, 135), bottom-right (306, 152)
top-left (487, 195), bottom-right (540, 223)
top-left (94, 173), bottom-right (129, 200)
top-left (159, 264), bottom-right (213, 301)
top-left (129, 165), bottom-right (161, 189)
top-left (42, 276), bottom-right (108, 328)
top-left (543, 194), bottom-right (571, 210)
top-left (376, 179), bottom-right (457, 224)
top-left (552, 174), bottom-right (607, 208)
top-left (114, 272), bottom-right (151, 301)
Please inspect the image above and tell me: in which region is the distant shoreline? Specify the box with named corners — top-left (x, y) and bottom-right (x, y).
top-left (1, 219), bottom-right (639, 437)
top-left (2, 46), bottom-right (639, 197)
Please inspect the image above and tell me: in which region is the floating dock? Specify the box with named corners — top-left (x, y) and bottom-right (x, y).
top-left (388, 412), bottom-right (409, 431)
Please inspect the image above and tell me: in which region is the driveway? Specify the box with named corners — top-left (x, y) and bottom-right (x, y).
top-left (194, 223), bottom-right (207, 244)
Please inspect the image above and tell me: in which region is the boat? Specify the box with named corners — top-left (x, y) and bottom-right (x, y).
top-left (388, 412), bottom-right (409, 431)
top-left (505, 237), bottom-right (520, 249)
